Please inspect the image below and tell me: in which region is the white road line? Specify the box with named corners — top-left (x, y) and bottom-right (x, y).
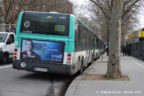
top-left (0, 65), bottom-right (12, 69)
top-left (131, 59), bottom-right (144, 69)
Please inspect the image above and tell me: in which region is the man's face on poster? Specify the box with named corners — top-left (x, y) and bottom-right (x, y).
top-left (25, 41), bottom-right (32, 51)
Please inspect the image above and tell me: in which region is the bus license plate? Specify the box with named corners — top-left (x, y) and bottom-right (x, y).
top-left (34, 68), bottom-right (48, 72)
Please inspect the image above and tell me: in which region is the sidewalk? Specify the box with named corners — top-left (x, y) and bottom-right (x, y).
top-left (65, 54), bottom-right (144, 96)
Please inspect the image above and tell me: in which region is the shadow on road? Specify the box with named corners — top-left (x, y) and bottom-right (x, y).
top-left (19, 72), bottom-right (72, 81)
top-left (0, 61), bottom-right (12, 66)
top-left (18, 72), bottom-right (76, 96)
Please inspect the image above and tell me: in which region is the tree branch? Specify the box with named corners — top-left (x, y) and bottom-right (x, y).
top-left (122, 0), bottom-right (141, 19)
top-left (90, 0), bottom-right (110, 19)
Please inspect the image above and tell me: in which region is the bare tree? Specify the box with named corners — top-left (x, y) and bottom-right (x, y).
top-left (18, 0), bottom-right (73, 14)
top-left (89, 2), bottom-right (109, 41)
top-left (16, 0), bottom-right (44, 11)
top-left (1, 0), bottom-right (18, 24)
top-left (1, 0), bottom-right (43, 24)
top-left (1, 0), bottom-right (73, 24)
top-left (77, 16), bottom-right (100, 34)
top-left (43, 0), bottom-right (73, 14)
top-left (90, 0), bottom-right (142, 79)
top-left (106, 0), bottom-right (123, 78)
top-left (72, 0), bottom-right (101, 35)
top-left (90, 0), bottom-right (142, 42)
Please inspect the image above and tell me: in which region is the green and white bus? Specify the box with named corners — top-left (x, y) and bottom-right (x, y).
top-left (13, 11), bottom-right (100, 75)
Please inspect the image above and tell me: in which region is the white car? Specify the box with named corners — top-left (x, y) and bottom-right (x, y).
top-left (0, 32), bottom-right (15, 64)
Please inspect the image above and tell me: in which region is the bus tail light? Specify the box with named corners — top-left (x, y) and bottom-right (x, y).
top-left (14, 48), bottom-right (18, 60)
top-left (14, 53), bottom-right (17, 55)
top-left (67, 53), bottom-right (71, 56)
top-left (66, 53), bottom-right (72, 64)
top-left (67, 57), bottom-right (71, 61)
top-left (61, 69), bottom-right (64, 72)
top-left (14, 48), bottom-right (18, 52)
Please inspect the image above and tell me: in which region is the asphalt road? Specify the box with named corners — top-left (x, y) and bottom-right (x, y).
top-left (0, 64), bottom-right (73, 96)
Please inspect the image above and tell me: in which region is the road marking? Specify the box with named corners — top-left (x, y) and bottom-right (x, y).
top-left (0, 65), bottom-right (12, 69)
top-left (131, 59), bottom-right (144, 69)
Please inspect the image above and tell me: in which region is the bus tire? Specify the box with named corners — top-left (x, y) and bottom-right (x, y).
top-left (91, 54), bottom-right (95, 64)
top-left (79, 58), bottom-right (84, 74)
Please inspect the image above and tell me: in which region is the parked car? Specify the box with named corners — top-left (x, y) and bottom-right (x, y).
top-left (0, 32), bottom-right (15, 64)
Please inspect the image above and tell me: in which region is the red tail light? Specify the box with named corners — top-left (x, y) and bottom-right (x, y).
top-left (67, 54), bottom-right (71, 57)
top-left (14, 53), bottom-right (17, 55)
top-left (14, 56), bottom-right (17, 59)
top-left (14, 49), bottom-right (18, 52)
top-left (67, 57), bottom-right (70, 61)
top-left (66, 53), bottom-right (72, 64)
top-left (67, 53), bottom-right (71, 61)
top-left (14, 48), bottom-right (18, 60)
top-left (61, 69), bottom-right (64, 71)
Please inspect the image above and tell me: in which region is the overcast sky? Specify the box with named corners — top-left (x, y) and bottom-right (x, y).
top-left (69, 0), bottom-right (90, 17)
top-left (138, 8), bottom-right (144, 29)
top-left (69, 0), bottom-right (89, 6)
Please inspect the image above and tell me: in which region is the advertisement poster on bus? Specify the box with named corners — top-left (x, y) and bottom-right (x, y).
top-left (21, 39), bottom-right (64, 62)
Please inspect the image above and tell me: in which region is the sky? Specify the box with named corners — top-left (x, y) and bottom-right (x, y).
top-left (69, 0), bottom-right (90, 17)
top-left (138, 8), bottom-right (144, 29)
top-left (69, 0), bottom-right (89, 6)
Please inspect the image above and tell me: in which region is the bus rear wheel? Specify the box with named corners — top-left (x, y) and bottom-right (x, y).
top-left (91, 54), bottom-right (95, 64)
top-left (79, 59), bottom-right (84, 74)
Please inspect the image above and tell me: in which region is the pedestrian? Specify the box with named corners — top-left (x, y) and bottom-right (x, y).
top-left (122, 46), bottom-right (126, 56)
top-left (127, 47), bottom-right (130, 56)
top-left (106, 47), bottom-right (109, 56)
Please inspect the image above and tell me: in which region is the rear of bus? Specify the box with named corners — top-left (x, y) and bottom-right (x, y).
top-left (13, 12), bottom-right (75, 75)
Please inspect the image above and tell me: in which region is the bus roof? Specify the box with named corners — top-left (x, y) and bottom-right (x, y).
top-left (76, 18), bottom-right (97, 37)
top-left (22, 11), bottom-right (70, 16)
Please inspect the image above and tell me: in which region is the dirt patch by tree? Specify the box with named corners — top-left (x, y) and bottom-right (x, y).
top-left (82, 74), bottom-right (129, 81)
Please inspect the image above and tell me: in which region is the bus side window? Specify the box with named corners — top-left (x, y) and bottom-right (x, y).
top-left (75, 21), bottom-right (79, 51)
top-left (76, 24), bottom-right (82, 51)
top-left (75, 21), bottom-right (78, 31)
top-left (78, 25), bottom-right (83, 51)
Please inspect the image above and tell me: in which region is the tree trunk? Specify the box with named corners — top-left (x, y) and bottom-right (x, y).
top-left (106, 20), bottom-right (110, 45)
top-left (106, 0), bottom-right (123, 79)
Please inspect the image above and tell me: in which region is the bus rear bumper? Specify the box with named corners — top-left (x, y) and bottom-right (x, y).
top-left (13, 60), bottom-right (77, 75)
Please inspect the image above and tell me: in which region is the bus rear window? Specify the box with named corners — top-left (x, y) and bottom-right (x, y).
top-left (20, 12), bottom-right (69, 36)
